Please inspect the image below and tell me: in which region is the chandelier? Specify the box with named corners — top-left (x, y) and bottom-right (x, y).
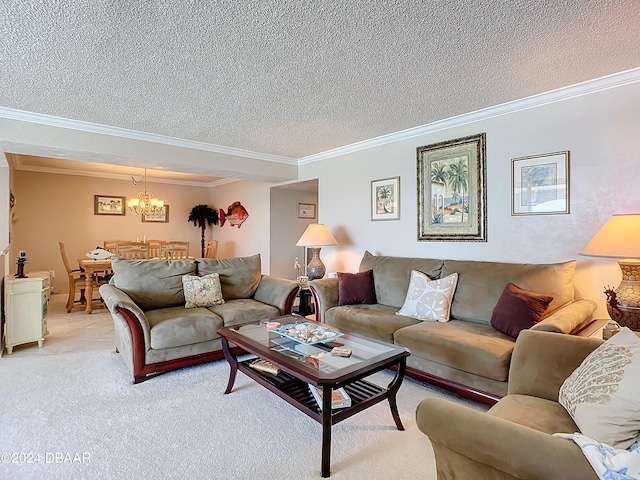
top-left (127, 168), bottom-right (165, 216)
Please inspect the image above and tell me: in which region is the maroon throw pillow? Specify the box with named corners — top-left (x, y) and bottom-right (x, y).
top-left (490, 283), bottom-right (554, 339)
top-left (338, 270), bottom-right (376, 306)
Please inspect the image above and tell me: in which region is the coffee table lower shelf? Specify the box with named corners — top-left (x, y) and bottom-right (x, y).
top-left (238, 358), bottom-right (389, 423)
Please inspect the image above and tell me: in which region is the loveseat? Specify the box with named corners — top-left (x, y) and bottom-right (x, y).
top-left (100, 254), bottom-right (299, 383)
top-left (416, 330), bottom-right (601, 480)
top-left (309, 251), bottom-right (597, 403)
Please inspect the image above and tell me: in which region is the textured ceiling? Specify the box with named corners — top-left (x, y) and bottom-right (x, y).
top-left (1, 0), bottom-right (639, 167)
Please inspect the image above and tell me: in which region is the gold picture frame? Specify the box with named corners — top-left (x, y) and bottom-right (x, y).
top-left (142, 205), bottom-right (169, 223)
top-left (94, 195), bottom-right (126, 215)
top-left (417, 133), bottom-right (487, 241)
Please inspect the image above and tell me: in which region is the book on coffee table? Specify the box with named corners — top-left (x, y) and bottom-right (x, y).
top-left (309, 384), bottom-right (351, 410)
top-left (249, 359), bottom-right (281, 375)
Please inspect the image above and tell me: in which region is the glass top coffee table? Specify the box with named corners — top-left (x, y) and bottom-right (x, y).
top-left (219, 316), bottom-right (410, 478)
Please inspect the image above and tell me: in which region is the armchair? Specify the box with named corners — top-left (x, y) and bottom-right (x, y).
top-left (416, 330), bottom-right (601, 480)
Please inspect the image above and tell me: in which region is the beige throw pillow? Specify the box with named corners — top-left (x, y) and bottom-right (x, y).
top-left (182, 273), bottom-right (225, 309)
top-left (396, 270), bottom-right (458, 322)
top-left (558, 327), bottom-right (640, 449)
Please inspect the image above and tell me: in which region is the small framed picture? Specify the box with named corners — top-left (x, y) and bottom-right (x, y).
top-left (511, 151), bottom-right (569, 215)
top-left (142, 205), bottom-right (170, 223)
top-left (371, 176), bottom-right (400, 221)
top-left (94, 195), bottom-right (126, 215)
top-left (298, 203), bottom-right (316, 219)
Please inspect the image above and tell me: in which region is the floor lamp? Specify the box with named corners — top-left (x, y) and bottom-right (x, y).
top-left (296, 224), bottom-right (338, 280)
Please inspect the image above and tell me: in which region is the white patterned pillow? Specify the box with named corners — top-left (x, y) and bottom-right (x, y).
top-left (182, 273), bottom-right (225, 309)
top-left (396, 270), bottom-right (458, 322)
top-left (558, 327), bottom-right (640, 449)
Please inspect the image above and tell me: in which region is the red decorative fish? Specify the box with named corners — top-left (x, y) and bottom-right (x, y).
top-left (219, 201), bottom-right (249, 228)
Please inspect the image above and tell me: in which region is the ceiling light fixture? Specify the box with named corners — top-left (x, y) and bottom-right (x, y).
top-left (127, 168), bottom-right (164, 216)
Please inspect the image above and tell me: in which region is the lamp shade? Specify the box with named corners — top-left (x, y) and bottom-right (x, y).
top-left (580, 214), bottom-right (640, 259)
top-left (296, 224), bottom-right (338, 247)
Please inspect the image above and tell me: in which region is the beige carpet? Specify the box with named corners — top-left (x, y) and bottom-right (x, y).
top-left (0, 295), bottom-right (488, 480)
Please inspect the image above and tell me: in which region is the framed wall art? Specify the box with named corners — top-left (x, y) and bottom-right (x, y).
top-left (417, 133), bottom-right (487, 241)
top-left (371, 176), bottom-right (400, 221)
top-left (511, 151), bottom-right (569, 215)
top-left (142, 205), bottom-right (169, 223)
top-left (94, 195), bottom-right (126, 215)
top-left (297, 203), bottom-right (316, 219)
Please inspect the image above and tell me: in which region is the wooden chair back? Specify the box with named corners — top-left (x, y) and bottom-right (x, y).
top-left (160, 241), bottom-right (190, 259)
top-left (205, 239), bottom-right (218, 258)
top-left (116, 242), bottom-right (151, 259)
top-left (146, 239), bottom-right (165, 258)
top-left (59, 241), bottom-right (91, 312)
top-left (104, 239), bottom-right (130, 253)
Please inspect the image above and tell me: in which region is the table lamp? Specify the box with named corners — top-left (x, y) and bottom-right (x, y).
top-left (580, 213), bottom-right (640, 330)
top-left (296, 224), bottom-right (338, 280)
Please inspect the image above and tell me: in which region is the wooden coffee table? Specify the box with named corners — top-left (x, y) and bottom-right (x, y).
top-left (219, 316), bottom-right (410, 477)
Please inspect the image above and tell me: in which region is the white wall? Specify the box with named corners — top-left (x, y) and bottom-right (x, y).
top-left (297, 80), bottom-right (640, 317)
top-left (270, 183), bottom-right (318, 279)
top-left (209, 180), bottom-right (273, 273)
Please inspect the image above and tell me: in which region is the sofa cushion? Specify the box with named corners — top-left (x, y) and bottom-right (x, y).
top-left (146, 306), bottom-right (223, 350)
top-left (338, 270), bottom-right (376, 305)
top-left (394, 320), bottom-right (515, 381)
top-left (558, 327), bottom-right (640, 450)
top-left (325, 304), bottom-right (421, 343)
top-left (208, 298), bottom-right (280, 327)
top-left (197, 254), bottom-right (262, 299)
top-left (111, 258), bottom-right (197, 311)
top-left (490, 283), bottom-right (553, 339)
top-left (182, 273), bottom-right (225, 308)
top-left (441, 259), bottom-right (576, 325)
top-left (396, 270), bottom-right (458, 322)
top-left (359, 250), bottom-right (444, 308)
top-left (488, 394), bottom-right (579, 436)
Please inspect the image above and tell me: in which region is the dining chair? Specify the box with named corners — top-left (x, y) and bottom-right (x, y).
top-left (160, 241), bottom-right (190, 259)
top-left (146, 239), bottom-right (165, 258)
top-left (205, 239), bottom-right (218, 258)
top-left (116, 241), bottom-right (151, 259)
top-left (59, 242), bottom-right (107, 313)
top-left (103, 239), bottom-right (130, 253)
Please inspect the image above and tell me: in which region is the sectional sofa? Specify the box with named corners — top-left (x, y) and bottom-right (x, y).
top-left (310, 251), bottom-right (598, 403)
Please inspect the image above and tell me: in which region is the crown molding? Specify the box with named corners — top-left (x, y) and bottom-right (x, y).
top-left (298, 68), bottom-right (640, 164)
top-left (0, 107), bottom-right (298, 165)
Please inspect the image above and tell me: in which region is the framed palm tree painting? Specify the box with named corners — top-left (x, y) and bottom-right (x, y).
top-left (417, 133), bottom-right (487, 241)
top-left (371, 177), bottom-right (400, 221)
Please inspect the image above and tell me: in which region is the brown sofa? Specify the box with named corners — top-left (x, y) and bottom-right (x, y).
top-left (416, 330), bottom-right (600, 480)
top-left (100, 254), bottom-right (299, 383)
top-left (310, 251), bottom-right (597, 403)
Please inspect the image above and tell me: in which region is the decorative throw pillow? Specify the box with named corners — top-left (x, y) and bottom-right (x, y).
top-left (558, 327), bottom-right (640, 449)
top-left (396, 270), bottom-right (458, 322)
top-left (182, 273), bottom-right (225, 309)
top-left (490, 283), bottom-right (554, 339)
top-left (338, 270), bottom-right (376, 306)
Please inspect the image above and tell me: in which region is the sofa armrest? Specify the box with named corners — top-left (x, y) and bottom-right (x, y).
top-left (416, 397), bottom-right (597, 480)
top-left (531, 299), bottom-right (597, 334)
top-left (99, 284), bottom-right (151, 348)
top-left (508, 330), bottom-right (602, 400)
top-left (309, 278), bottom-right (339, 322)
top-left (253, 275), bottom-right (299, 314)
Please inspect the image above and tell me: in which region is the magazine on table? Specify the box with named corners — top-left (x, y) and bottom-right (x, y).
top-left (309, 384), bottom-right (351, 410)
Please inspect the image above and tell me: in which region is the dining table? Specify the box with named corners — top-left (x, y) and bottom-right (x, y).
top-left (77, 258), bottom-right (112, 314)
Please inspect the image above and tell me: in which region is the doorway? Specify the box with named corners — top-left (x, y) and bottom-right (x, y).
top-left (269, 179), bottom-right (318, 280)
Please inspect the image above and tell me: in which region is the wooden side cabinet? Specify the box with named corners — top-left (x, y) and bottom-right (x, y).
top-left (4, 272), bottom-right (50, 354)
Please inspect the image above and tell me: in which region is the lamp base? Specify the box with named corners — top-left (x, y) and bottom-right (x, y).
top-left (306, 247), bottom-right (326, 280)
top-left (605, 259), bottom-right (640, 331)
